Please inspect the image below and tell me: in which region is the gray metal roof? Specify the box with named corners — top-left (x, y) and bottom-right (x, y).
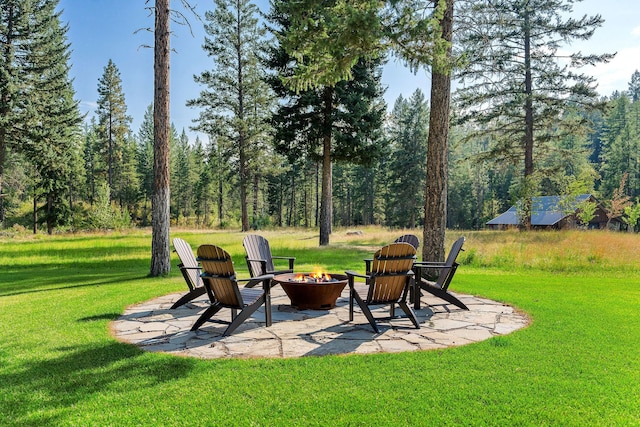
top-left (486, 194), bottom-right (593, 226)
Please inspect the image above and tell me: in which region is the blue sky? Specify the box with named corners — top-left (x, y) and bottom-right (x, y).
top-left (57, 0), bottom-right (640, 142)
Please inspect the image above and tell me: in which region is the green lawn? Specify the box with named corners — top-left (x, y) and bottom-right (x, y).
top-left (1, 228), bottom-right (639, 426)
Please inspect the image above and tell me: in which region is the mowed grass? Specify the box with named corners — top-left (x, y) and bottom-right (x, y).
top-left (1, 228), bottom-right (639, 426)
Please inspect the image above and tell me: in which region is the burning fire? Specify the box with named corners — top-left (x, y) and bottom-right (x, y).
top-left (294, 271), bottom-right (335, 283)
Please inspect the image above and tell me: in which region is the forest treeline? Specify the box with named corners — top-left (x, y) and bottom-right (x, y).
top-left (2, 0), bottom-right (640, 234)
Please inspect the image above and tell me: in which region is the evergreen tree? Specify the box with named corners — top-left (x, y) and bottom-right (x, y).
top-left (150, 0), bottom-right (171, 276)
top-left (0, 0), bottom-right (82, 228)
top-left (116, 134), bottom-right (140, 214)
top-left (95, 59), bottom-right (132, 205)
top-left (188, 0), bottom-right (273, 232)
top-left (82, 120), bottom-right (100, 204)
top-left (136, 105), bottom-right (154, 224)
top-left (173, 129), bottom-right (194, 222)
top-left (628, 70), bottom-right (640, 103)
top-left (15, 0), bottom-right (82, 233)
top-left (191, 136), bottom-right (211, 225)
top-left (0, 0), bottom-right (26, 226)
top-left (455, 0), bottom-right (613, 227)
top-left (600, 96), bottom-right (640, 199)
top-left (267, 0), bottom-right (386, 243)
top-left (387, 90), bottom-right (429, 228)
top-left (387, 0), bottom-right (455, 263)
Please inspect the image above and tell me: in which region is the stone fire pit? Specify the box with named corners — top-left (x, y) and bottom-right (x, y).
top-left (273, 272), bottom-right (348, 310)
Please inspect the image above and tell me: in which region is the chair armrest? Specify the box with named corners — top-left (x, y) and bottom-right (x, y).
top-left (272, 256), bottom-right (296, 270)
top-left (345, 270), bottom-right (369, 279)
top-left (238, 273), bottom-right (274, 282)
top-left (180, 266), bottom-right (201, 270)
top-left (413, 261), bottom-right (447, 268)
top-left (240, 274), bottom-right (274, 291)
top-left (364, 258), bottom-right (373, 273)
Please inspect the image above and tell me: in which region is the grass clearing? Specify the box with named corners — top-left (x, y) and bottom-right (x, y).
top-left (1, 228), bottom-right (639, 425)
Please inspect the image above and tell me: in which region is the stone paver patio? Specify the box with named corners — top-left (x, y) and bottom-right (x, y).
top-left (111, 286), bottom-right (529, 359)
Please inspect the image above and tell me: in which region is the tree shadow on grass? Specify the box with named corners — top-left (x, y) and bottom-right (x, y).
top-left (0, 273), bottom-right (150, 297)
top-left (1, 341), bottom-right (196, 426)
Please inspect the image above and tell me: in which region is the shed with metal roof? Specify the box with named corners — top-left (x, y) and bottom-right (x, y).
top-left (486, 194), bottom-right (616, 230)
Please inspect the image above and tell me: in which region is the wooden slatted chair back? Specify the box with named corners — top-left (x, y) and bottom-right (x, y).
top-left (394, 234), bottom-right (420, 250)
top-left (243, 234), bottom-right (275, 276)
top-left (197, 244), bottom-right (242, 308)
top-left (173, 238), bottom-right (203, 291)
top-left (368, 243), bottom-right (416, 303)
top-left (435, 237), bottom-right (465, 290)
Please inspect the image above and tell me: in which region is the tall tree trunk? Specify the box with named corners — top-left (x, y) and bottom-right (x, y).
top-left (108, 113), bottom-right (113, 191)
top-left (33, 191), bottom-right (37, 234)
top-left (315, 161), bottom-right (319, 227)
top-left (218, 177), bottom-right (223, 225)
top-left (288, 173), bottom-right (295, 226)
top-left (422, 0), bottom-right (454, 264)
top-left (522, 4), bottom-right (534, 229)
top-left (46, 194), bottom-right (53, 235)
top-left (0, 140), bottom-right (5, 228)
top-left (239, 141), bottom-right (249, 231)
top-left (252, 172), bottom-right (259, 227)
top-left (235, 3), bottom-right (249, 232)
top-left (150, 0), bottom-right (171, 277)
top-left (1, 5), bottom-right (14, 229)
top-left (319, 87), bottom-right (333, 246)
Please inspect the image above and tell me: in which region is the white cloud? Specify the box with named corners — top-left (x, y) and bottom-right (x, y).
top-left (632, 26), bottom-right (640, 37)
top-left (80, 101), bottom-right (98, 111)
top-left (586, 46), bottom-right (640, 95)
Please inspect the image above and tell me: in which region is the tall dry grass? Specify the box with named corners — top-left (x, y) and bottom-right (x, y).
top-left (316, 226), bottom-right (640, 273)
top-left (461, 229), bottom-right (640, 272)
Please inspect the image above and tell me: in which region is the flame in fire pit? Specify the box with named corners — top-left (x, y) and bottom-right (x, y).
top-left (294, 271), bottom-right (335, 283)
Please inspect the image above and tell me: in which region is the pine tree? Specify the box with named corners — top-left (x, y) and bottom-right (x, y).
top-left (8, 0), bottom-right (82, 233)
top-left (0, 0), bottom-right (25, 227)
top-left (455, 0), bottom-right (613, 228)
top-left (188, 0), bottom-right (273, 232)
top-left (136, 104), bottom-right (154, 224)
top-left (173, 129), bottom-right (194, 222)
top-left (628, 70), bottom-right (640, 103)
top-left (150, 0), bottom-right (198, 276)
top-left (267, 0), bottom-right (386, 244)
top-left (96, 59), bottom-right (132, 205)
top-left (384, 0), bottom-right (455, 262)
top-left (82, 120), bottom-right (100, 204)
top-left (387, 90), bottom-right (429, 228)
top-left (191, 136), bottom-right (211, 225)
top-left (600, 96), bottom-right (640, 199)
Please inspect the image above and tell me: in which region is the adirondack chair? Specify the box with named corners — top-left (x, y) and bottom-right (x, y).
top-left (242, 234), bottom-right (295, 279)
top-left (171, 238), bottom-right (207, 309)
top-left (365, 234), bottom-right (420, 273)
top-left (412, 236), bottom-right (467, 310)
top-left (191, 244), bottom-right (273, 335)
top-left (346, 242), bottom-right (420, 333)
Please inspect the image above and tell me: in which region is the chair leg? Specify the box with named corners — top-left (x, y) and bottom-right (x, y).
top-left (352, 291), bottom-right (380, 333)
top-left (223, 298), bottom-right (265, 336)
top-left (264, 292), bottom-right (272, 327)
top-left (422, 286), bottom-right (469, 310)
top-left (348, 280), bottom-right (355, 322)
top-left (170, 287), bottom-right (207, 309)
top-left (397, 301), bottom-right (420, 329)
top-left (413, 282), bottom-right (422, 310)
top-left (191, 303), bottom-right (223, 331)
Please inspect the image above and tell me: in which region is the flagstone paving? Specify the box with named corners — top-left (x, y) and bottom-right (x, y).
top-left (111, 286), bottom-right (529, 359)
